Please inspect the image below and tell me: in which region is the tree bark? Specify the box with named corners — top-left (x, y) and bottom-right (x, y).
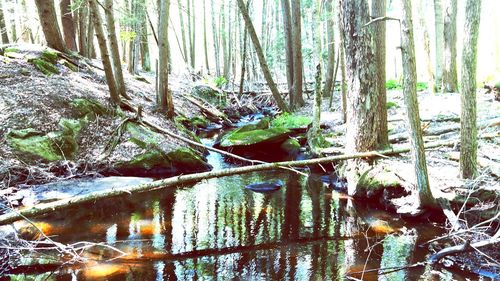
top-left (20, 0), bottom-right (34, 43)
top-left (104, 0), bottom-right (129, 100)
top-left (323, 0), bottom-right (335, 99)
top-left (237, 0), bottom-right (290, 112)
top-left (34, 0), bottom-right (67, 52)
top-left (0, 0), bottom-right (9, 44)
top-left (281, 0), bottom-right (294, 96)
top-left (60, 0), bottom-right (77, 51)
top-left (340, 0), bottom-right (380, 195)
top-left (400, 0), bottom-right (437, 209)
top-left (371, 0), bottom-right (388, 148)
top-left (203, 0), bottom-right (209, 73)
top-left (291, 0), bottom-right (304, 108)
top-left (433, 0), bottom-right (444, 89)
top-left (157, 0), bottom-right (174, 117)
top-left (442, 0), bottom-right (458, 92)
top-left (177, 0), bottom-right (188, 63)
top-left (416, 0), bottom-right (435, 94)
top-left (77, 1), bottom-right (89, 56)
top-left (460, 0), bottom-right (481, 179)
top-left (89, 0), bottom-right (120, 104)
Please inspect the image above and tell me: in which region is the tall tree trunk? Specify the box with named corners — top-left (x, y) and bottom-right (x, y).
top-left (239, 0), bottom-right (251, 97)
top-left (203, 0), bottom-right (209, 73)
top-left (210, 0), bottom-right (221, 76)
top-left (157, 0), bottom-right (174, 117)
top-left (340, 0), bottom-right (380, 196)
top-left (137, 0), bottom-right (150, 71)
top-left (433, 0), bottom-right (444, 89)
top-left (60, 0), bottom-right (77, 51)
top-left (89, 0), bottom-right (120, 104)
top-left (189, 0), bottom-right (195, 69)
top-left (281, 0), bottom-right (294, 97)
top-left (86, 12), bottom-right (96, 58)
top-left (291, 0), bottom-right (304, 108)
top-left (6, 0), bottom-right (16, 42)
top-left (0, 0), bottom-right (9, 44)
top-left (78, 1), bottom-right (89, 56)
top-left (400, 0), bottom-right (437, 209)
top-left (236, 0), bottom-right (290, 112)
top-left (222, 0), bottom-right (229, 77)
top-left (20, 0), bottom-right (33, 43)
top-left (177, 0), bottom-right (188, 63)
top-left (372, 0), bottom-right (388, 148)
top-left (460, 0), bottom-right (481, 179)
top-left (442, 0), bottom-right (458, 92)
top-left (34, 0), bottom-right (67, 52)
top-left (417, 0), bottom-right (435, 94)
top-left (104, 0), bottom-right (129, 100)
top-left (323, 0), bottom-right (335, 99)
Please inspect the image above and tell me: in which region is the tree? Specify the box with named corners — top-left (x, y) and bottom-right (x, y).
top-left (372, 0), bottom-right (388, 148)
top-left (281, 0), bottom-right (294, 97)
top-left (442, 0), bottom-right (458, 92)
top-left (291, 0), bottom-right (304, 108)
top-left (77, 1), bottom-right (89, 56)
top-left (340, 0), bottom-right (380, 196)
top-left (34, 0), bottom-right (67, 52)
top-left (460, 0), bottom-right (482, 179)
top-left (323, 0), bottom-right (335, 100)
top-left (399, 0), bottom-right (437, 209)
top-left (433, 0), bottom-right (444, 89)
top-left (237, 0), bottom-right (290, 113)
top-left (89, 0), bottom-right (120, 104)
top-left (60, 0), bottom-right (77, 51)
top-left (416, 0), bottom-right (435, 94)
top-left (104, 0), bottom-right (129, 100)
top-left (0, 0), bottom-right (9, 44)
top-left (157, 0), bottom-right (174, 117)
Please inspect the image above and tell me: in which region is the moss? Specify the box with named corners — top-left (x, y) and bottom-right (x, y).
top-left (416, 82), bottom-right (428, 91)
top-left (133, 75), bottom-right (151, 84)
top-left (126, 122), bottom-right (164, 149)
top-left (29, 58), bottom-right (59, 76)
top-left (175, 115), bottom-right (210, 130)
top-left (358, 169), bottom-right (400, 193)
top-left (61, 59), bottom-right (78, 71)
top-left (167, 147), bottom-right (211, 171)
top-left (3, 47), bottom-right (23, 59)
top-left (192, 85), bottom-right (227, 108)
top-left (220, 127), bottom-right (290, 147)
top-left (6, 119), bottom-right (81, 161)
top-left (20, 68), bottom-right (30, 76)
top-left (41, 49), bottom-right (59, 63)
top-left (123, 149), bottom-right (169, 170)
top-left (271, 113), bottom-right (311, 129)
top-left (494, 81), bottom-right (500, 89)
top-left (70, 98), bottom-right (109, 120)
top-left (386, 79), bottom-right (401, 90)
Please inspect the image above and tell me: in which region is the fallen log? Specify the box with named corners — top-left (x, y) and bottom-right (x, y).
top-left (389, 117), bottom-right (500, 143)
top-left (0, 141), bottom-right (456, 226)
top-left (445, 151), bottom-right (500, 177)
top-left (428, 228), bottom-right (500, 263)
top-left (181, 93), bottom-right (232, 125)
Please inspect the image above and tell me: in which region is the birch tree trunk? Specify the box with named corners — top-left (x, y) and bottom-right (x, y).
top-left (34, 0), bottom-right (67, 52)
top-left (460, 0), bottom-right (481, 179)
top-left (89, 0), bottom-right (120, 104)
top-left (442, 0), bottom-right (458, 92)
top-left (340, 0), bottom-right (380, 196)
top-left (211, 0), bottom-right (221, 76)
top-left (371, 0), bottom-right (388, 148)
top-left (400, 0), bottom-right (437, 209)
top-left (157, 0), bottom-right (174, 118)
top-left (237, 0), bottom-right (290, 112)
top-left (60, 0), bottom-right (77, 51)
top-left (433, 0), bottom-right (444, 88)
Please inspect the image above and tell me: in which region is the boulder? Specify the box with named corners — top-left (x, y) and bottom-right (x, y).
top-left (192, 84), bottom-right (227, 108)
top-left (245, 180), bottom-right (284, 193)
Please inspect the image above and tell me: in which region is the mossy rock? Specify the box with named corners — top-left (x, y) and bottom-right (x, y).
top-left (70, 98), bottom-right (109, 120)
top-left (270, 113), bottom-right (311, 130)
top-left (126, 122), bottom-right (164, 149)
top-left (41, 49), bottom-right (59, 63)
top-left (281, 138), bottom-right (300, 155)
top-left (220, 127), bottom-right (291, 147)
top-left (3, 47), bottom-right (23, 59)
top-left (61, 59), bottom-right (78, 72)
top-left (192, 85), bottom-right (227, 108)
top-left (29, 58), bottom-right (59, 76)
top-left (167, 147), bottom-right (212, 172)
top-left (494, 81), bottom-right (500, 90)
top-left (356, 169), bottom-right (402, 199)
top-left (6, 119), bottom-right (82, 161)
top-left (175, 115), bottom-right (210, 131)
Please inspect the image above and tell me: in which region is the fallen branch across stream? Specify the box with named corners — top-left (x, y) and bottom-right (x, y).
top-left (0, 139), bottom-right (459, 226)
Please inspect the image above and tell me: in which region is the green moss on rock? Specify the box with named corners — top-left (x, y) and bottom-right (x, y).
top-left (192, 85), bottom-right (227, 108)
top-left (70, 98), bottom-right (109, 120)
top-left (41, 49), bottom-right (59, 63)
top-left (29, 58), bottom-right (59, 75)
top-left (220, 127), bottom-right (290, 147)
top-left (271, 113), bottom-right (311, 129)
top-left (281, 138), bottom-right (300, 155)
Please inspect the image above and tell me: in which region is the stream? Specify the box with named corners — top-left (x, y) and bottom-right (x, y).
top-left (7, 134), bottom-right (484, 280)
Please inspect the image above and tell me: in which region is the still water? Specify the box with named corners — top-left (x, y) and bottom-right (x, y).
top-left (8, 138), bottom-right (477, 280)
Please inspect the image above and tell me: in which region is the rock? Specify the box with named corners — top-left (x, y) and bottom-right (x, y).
top-left (70, 98), bottom-right (109, 120)
top-left (6, 118), bottom-right (82, 161)
top-left (29, 58), bottom-right (59, 75)
top-left (280, 138), bottom-right (301, 156)
top-left (220, 127), bottom-right (291, 147)
top-left (270, 113), bottom-right (312, 132)
top-left (113, 122), bottom-right (211, 177)
top-left (192, 84), bottom-right (227, 108)
top-left (245, 180), bottom-right (284, 193)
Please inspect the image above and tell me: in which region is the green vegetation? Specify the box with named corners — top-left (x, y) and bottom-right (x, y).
top-left (270, 113), bottom-right (311, 129)
top-left (29, 58), bottom-right (59, 76)
top-left (213, 76), bottom-right (228, 88)
top-left (385, 79), bottom-right (401, 90)
top-left (386, 101), bottom-right (400, 109)
top-left (416, 82), bottom-right (428, 91)
top-left (220, 127), bottom-right (290, 147)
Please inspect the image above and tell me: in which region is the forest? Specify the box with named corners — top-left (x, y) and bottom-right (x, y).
top-left (0, 0), bottom-right (499, 279)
